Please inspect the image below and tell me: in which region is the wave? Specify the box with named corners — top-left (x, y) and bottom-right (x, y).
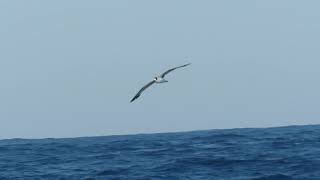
top-left (0, 125), bottom-right (319, 179)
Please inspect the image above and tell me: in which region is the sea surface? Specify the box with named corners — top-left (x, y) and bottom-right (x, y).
top-left (0, 125), bottom-right (320, 180)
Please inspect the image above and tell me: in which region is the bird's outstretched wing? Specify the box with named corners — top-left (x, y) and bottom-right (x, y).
top-left (130, 80), bottom-right (156, 102)
top-left (160, 63), bottom-right (191, 78)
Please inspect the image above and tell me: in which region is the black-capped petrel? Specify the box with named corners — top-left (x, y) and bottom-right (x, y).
top-left (130, 63), bottom-right (191, 102)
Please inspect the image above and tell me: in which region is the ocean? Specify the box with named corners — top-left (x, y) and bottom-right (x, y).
top-left (0, 125), bottom-right (320, 180)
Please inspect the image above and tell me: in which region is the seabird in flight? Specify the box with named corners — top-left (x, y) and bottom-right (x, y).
top-left (130, 63), bottom-right (191, 102)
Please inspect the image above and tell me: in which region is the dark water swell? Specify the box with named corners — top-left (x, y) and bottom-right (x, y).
top-left (0, 125), bottom-right (320, 180)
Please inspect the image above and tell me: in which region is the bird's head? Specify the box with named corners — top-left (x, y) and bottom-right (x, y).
top-left (154, 77), bottom-right (158, 81)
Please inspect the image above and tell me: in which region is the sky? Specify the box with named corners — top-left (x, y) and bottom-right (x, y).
top-left (1, 0), bottom-right (320, 139)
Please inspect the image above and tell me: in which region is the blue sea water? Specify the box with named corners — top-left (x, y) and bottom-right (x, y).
top-left (0, 125), bottom-right (320, 180)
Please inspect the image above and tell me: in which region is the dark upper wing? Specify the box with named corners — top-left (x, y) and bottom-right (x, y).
top-left (160, 63), bottom-right (191, 78)
top-left (130, 80), bottom-right (155, 102)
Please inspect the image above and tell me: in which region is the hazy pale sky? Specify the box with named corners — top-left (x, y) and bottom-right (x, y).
top-left (1, 0), bottom-right (320, 139)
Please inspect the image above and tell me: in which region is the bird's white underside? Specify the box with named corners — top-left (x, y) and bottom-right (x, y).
top-left (154, 77), bottom-right (168, 83)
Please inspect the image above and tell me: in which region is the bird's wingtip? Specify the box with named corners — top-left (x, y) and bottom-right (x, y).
top-left (130, 97), bottom-right (137, 103)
